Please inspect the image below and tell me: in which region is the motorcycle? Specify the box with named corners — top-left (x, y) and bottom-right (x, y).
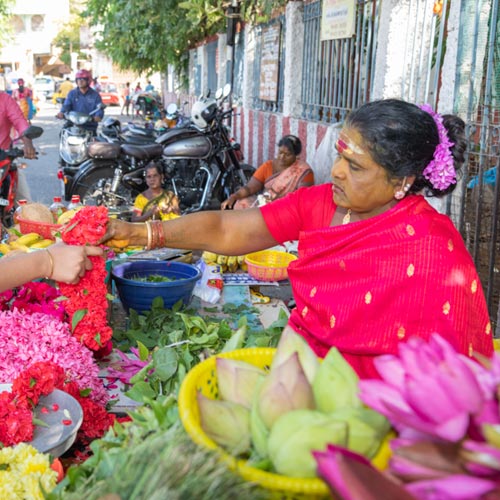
top-left (0, 125), bottom-right (43, 226)
top-left (64, 84), bottom-right (254, 214)
top-left (58, 103), bottom-right (107, 172)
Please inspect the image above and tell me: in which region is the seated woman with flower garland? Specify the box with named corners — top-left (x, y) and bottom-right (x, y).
top-left (132, 162), bottom-right (181, 222)
top-left (0, 242), bottom-right (103, 293)
top-left (100, 99), bottom-right (493, 378)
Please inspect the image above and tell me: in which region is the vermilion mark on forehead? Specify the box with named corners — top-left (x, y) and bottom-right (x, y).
top-left (336, 138), bottom-right (353, 155)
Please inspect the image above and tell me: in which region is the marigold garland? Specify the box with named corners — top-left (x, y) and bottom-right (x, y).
top-left (59, 206), bottom-right (113, 351)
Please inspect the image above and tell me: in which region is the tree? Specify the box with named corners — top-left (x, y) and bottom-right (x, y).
top-left (0, 0), bottom-right (14, 49)
top-left (52, 17), bottom-right (87, 66)
top-left (83, 0), bottom-right (287, 87)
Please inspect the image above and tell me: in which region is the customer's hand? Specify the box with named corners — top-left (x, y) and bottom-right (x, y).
top-left (48, 243), bottom-right (104, 284)
top-left (221, 194), bottom-right (237, 210)
top-left (21, 138), bottom-right (36, 160)
top-left (99, 218), bottom-right (135, 247)
top-left (56, 112), bottom-right (64, 119)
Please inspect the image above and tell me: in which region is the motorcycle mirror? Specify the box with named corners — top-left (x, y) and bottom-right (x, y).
top-left (223, 83), bottom-right (231, 98)
top-left (22, 125), bottom-right (43, 140)
top-left (215, 88), bottom-right (223, 100)
top-left (166, 103), bottom-right (178, 114)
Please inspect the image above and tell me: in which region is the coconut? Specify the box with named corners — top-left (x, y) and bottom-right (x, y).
top-left (20, 203), bottom-right (53, 224)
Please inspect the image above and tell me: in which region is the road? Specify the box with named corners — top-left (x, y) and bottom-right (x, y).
top-left (23, 99), bottom-right (122, 205)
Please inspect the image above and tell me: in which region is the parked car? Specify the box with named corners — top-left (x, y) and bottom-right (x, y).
top-left (99, 82), bottom-right (121, 106)
top-left (33, 75), bottom-right (56, 100)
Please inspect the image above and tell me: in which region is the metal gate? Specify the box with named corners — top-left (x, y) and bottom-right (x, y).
top-left (454, 0), bottom-right (500, 334)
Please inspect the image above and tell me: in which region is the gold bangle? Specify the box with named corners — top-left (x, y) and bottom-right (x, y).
top-left (45, 248), bottom-right (54, 279)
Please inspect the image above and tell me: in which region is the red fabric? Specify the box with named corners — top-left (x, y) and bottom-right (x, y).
top-left (0, 92), bottom-right (29, 150)
top-left (261, 184), bottom-right (493, 378)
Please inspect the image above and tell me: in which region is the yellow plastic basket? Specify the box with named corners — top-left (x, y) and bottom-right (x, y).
top-left (178, 348), bottom-right (391, 500)
top-left (245, 250), bottom-right (297, 282)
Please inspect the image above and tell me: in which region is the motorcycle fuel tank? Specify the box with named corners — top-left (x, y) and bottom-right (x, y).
top-left (162, 135), bottom-right (212, 159)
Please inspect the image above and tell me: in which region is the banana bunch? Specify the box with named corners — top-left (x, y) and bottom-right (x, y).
top-left (0, 233), bottom-right (54, 256)
top-left (201, 251), bottom-right (247, 273)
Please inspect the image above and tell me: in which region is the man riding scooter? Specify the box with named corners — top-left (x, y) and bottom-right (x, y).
top-left (56, 69), bottom-right (104, 134)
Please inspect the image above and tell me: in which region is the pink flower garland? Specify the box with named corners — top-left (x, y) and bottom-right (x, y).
top-left (419, 103), bottom-right (456, 190)
top-left (0, 309), bottom-right (108, 405)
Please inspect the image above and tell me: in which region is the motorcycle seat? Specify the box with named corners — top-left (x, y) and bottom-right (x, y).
top-left (121, 143), bottom-right (163, 160)
top-left (88, 142), bottom-right (121, 159)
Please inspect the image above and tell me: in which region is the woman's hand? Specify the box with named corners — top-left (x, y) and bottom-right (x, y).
top-left (221, 194), bottom-right (237, 210)
top-left (99, 218), bottom-right (145, 247)
top-left (47, 243), bottom-right (104, 284)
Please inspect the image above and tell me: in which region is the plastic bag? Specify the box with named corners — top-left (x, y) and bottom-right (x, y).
top-left (192, 260), bottom-right (224, 304)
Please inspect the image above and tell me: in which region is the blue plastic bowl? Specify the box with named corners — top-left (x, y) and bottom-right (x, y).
top-left (111, 260), bottom-right (202, 313)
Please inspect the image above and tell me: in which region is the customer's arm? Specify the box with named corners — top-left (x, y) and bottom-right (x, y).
top-left (0, 243), bottom-right (103, 292)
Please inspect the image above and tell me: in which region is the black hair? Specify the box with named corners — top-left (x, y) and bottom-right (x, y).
top-left (278, 135), bottom-right (302, 156)
top-left (345, 99), bottom-right (466, 197)
top-left (145, 161), bottom-right (163, 177)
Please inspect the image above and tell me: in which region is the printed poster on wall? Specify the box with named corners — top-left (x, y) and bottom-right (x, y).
top-left (259, 24), bottom-right (281, 101)
top-left (320, 0), bottom-right (356, 41)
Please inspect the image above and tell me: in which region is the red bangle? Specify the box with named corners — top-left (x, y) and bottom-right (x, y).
top-left (146, 220), bottom-right (166, 249)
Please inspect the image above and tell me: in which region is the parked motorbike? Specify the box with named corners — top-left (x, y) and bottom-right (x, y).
top-left (58, 103), bottom-right (107, 170)
top-left (63, 84), bottom-right (254, 214)
top-left (0, 125), bottom-right (43, 226)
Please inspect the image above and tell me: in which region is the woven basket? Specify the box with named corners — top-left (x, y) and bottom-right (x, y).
top-left (245, 250), bottom-right (297, 282)
top-left (17, 217), bottom-right (62, 240)
top-left (178, 348), bottom-right (391, 499)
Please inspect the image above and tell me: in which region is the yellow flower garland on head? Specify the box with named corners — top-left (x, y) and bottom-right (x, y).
top-left (0, 443), bottom-right (57, 499)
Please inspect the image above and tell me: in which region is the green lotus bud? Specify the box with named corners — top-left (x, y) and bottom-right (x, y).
top-left (268, 409), bottom-right (348, 478)
top-left (216, 358), bottom-right (266, 409)
top-left (272, 326), bottom-right (320, 384)
top-left (313, 347), bottom-right (362, 412)
top-left (250, 379), bottom-right (270, 458)
top-left (197, 393), bottom-right (251, 455)
top-left (258, 352), bottom-right (315, 430)
top-left (330, 407), bottom-right (389, 458)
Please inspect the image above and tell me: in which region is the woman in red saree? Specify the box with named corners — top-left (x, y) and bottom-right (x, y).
top-left (221, 135), bottom-right (314, 209)
top-left (100, 99), bottom-right (494, 378)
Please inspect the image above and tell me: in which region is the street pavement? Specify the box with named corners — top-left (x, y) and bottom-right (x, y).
top-left (23, 99), bottom-right (122, 205)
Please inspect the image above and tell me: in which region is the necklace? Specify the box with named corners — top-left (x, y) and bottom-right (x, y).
top-left (342, 209), bottom-right (351, 224)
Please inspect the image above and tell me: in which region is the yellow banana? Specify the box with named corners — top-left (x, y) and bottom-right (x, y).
top-left (16, 232), bottom-right (43, 246)
top-left (216, 254), bottom-right (228, 266)
top-left (237, 255), bottom-right (247, 267)
top-left (227, 256), bottom-right (239, 273)
top-left (30, 239), bottom-right (54, 249)
top-left (0, 243), bottom-right (11, 255)
top-left (9, 242), bottom-right (29, 252)
top-left (202, 251), bottom-right (218, 263)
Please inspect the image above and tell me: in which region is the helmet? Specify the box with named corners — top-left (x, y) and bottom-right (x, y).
top-left (191, 99), bottom-right (217, 129)
top-left (75, 69), bottom-right (92, 81)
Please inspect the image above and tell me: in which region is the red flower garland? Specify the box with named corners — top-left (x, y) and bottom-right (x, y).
top-left (0, 361), bottom-right (114, 448)
top-left (58, 206), bottom-right (113, 351)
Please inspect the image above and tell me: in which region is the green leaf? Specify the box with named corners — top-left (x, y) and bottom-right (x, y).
top-left (221, 324), bottom-right (246, 352)
top-left (152, 347), bottom-right (179, 380)
top-left (137, 341), bottom-right (150, 361)
top-left (33, 418), bottom-right (50, 428)
top-left (72, 309), bottom-right (88, 332)
top-left (125, 380), bottom-right (157, 402)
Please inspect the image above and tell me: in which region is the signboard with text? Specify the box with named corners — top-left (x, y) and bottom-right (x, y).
top-left (259, 24), bottom-right (281, 101)
top-left (321, 0), bottom-right (356, 41)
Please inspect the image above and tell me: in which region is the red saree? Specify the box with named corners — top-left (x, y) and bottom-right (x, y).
top-left (261, 184), bottom-right (493, 378)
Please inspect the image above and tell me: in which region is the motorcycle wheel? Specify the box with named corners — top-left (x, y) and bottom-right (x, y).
top-left (73, 168), bottom-right (136, 209)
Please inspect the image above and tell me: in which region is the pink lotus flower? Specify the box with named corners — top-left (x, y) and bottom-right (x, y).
top-left (359, 335), bottom-right (485, 441)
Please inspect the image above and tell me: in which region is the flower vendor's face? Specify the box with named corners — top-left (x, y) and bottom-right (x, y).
top-left (331, 127), bottom-right (401, 218)
top-left (145, 168), bottom-right (163, 189)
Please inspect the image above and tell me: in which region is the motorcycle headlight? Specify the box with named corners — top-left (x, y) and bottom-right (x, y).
top-left (67, 136), bottom-right (86, 146)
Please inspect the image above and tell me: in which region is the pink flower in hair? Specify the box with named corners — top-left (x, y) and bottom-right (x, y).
top-left (419, 103), bottom-right (456, 190)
